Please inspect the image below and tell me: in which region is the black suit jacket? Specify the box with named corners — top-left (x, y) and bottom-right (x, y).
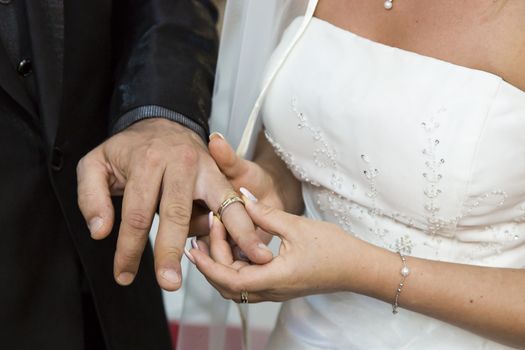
top-left (0, 1), bottom-right (217, 349)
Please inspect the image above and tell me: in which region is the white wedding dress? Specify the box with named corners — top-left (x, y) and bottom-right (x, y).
top-left (258, 6), bottom-right (525, 350)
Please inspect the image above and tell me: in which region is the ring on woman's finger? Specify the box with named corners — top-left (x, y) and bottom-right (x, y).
top-left (240, 290), bottom-right (249, 304)
top-left (216, 194), bottom-right (245, 222)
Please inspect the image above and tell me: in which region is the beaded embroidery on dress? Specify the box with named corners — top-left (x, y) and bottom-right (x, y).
top-left (260, 9), bottom-right (525, 350)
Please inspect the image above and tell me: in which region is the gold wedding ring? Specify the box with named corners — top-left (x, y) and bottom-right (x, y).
top-left (240, 290), bottom-right (249, 304)
top-left (216, 194), bottom-right (245, 222)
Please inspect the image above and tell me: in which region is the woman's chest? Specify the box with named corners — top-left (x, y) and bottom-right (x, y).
top-left (262, 21), bottom-right (525, 233)
top-left (315, 0), bottom-right (525, 92)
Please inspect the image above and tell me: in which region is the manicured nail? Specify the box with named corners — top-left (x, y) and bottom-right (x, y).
top-left (117, 272), bottom-right (135, 286)
top-left (209, 132), bottom-right (225, 141)
top-left (240, 187), bottom-right (258, 202)
top-left (208, 211), bottom-right (214, 229)
top-left (88, 217), bottom-right (103, 237)
top-left (161, 269), bottom-right (181, 285)
top-left (184, 248), bottom-right (196, 264)
top-left (191, 237), bottom-right (199, 250)
top-left (258, 243), bottom-right (272, 252)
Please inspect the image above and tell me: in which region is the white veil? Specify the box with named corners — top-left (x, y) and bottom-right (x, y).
top-left (177, 1), bottom-right (315, 349)
top-left (210, 0), bottom-right (313, 156)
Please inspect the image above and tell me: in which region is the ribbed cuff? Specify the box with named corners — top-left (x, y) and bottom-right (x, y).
top-left (112, 105), bottom-right (208, 141)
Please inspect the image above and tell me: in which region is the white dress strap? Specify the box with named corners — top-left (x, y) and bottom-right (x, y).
top-left (235, 0), bottom-right (320, 158)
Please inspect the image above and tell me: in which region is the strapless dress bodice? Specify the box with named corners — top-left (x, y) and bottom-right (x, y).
top-left (262, 16), bottom-right (525, 350)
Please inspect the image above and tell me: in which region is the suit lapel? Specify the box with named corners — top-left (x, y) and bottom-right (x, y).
top-left (0, 43), bottom-right (38, 119)
top-left (25, 0), bottom-right (64, 149)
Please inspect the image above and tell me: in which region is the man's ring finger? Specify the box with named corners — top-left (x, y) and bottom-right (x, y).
top-left (216, 195), bottom-right (245, 222)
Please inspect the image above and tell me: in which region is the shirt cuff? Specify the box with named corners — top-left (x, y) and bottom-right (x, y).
top-left (112, 105), bottom-right (208, 141)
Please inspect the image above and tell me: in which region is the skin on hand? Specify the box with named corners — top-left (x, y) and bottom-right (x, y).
top-left (205, 133), bottom-right (285, 247)
top-left (208, 132), bottom-right (289, 212)
top-left (190, 191), bottom-right (357, 303)
top-left (193, 132), bottom-right (304, 258)
top-left (76, 118), bottom-right (272, 291)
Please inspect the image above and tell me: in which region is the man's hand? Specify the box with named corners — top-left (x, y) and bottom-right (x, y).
top-left (77, 118), bottom-right (273, 291)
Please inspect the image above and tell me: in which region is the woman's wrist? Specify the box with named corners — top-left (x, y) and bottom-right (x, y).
top-left (339, 236), bottom-right (399, 298)
top-left (264, 163), bottom-right (303, 214)
top-left (252, 130), bottom-right (304, 214)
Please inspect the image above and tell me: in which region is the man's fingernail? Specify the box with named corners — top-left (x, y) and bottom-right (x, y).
top-left (184, 248), bottom-right (196, 264)
top-left (161, 269), bottom-right (181, 285)
top-left (117, 272), bottom-right (135, 286)
top-left (240, 187), bottom-right (258, 202)
top-left (88, 217), bottom-right (104, 237)
top-left (208, 211), bottom-right (214, 229)
top-left (209, 132), bottom-right (225, 141)
top-left (258, 243), bottom-right (272, 252)
top-left (191, 237), bottom-right (199, 251)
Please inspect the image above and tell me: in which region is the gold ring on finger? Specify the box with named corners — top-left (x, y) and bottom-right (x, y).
top-left (216, 195), bottom-right (245, 222)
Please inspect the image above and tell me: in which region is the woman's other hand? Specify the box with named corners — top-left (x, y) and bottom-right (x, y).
top-left (188, 189), bottom-right (367, 302)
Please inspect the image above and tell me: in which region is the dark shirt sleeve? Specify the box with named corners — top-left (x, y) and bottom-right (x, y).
top-left (112, 105), bottom-right (207, 140)
top-left (109, 0), bottom-right (218, 141)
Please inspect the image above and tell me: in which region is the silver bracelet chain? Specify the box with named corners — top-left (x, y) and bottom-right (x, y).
top-left (392, 252), bottom-right (411, 314)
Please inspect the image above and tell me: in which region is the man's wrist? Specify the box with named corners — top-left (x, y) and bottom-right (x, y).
top-left (112, 105), bottom-right (208, 141)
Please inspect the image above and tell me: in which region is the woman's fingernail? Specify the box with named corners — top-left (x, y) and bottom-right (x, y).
top-left (191, 237), bottom-right (199, 250)
top-left (209, 132), bottom-right (225, 141)
top-left (240, 187), bottom-right (258, 202)
top-left (117, 272), bottom-right (135, 286)
top-left (184, 248), bottom-right (196, 264)
top-left (161, 269), bottom-right (181, 285)
top-left (208, 211), bottom-right (214, 229)
top-left (258, 243), bottom-right (272, 252)
top-left (88, 217), bottom-right (103, 237)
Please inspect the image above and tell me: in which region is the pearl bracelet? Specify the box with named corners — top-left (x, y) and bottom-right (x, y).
top-left (392, 252), bottom-right (410, 315)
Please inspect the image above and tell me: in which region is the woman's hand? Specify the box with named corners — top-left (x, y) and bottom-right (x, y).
top-left (187, 132), bottom-right (288, 244)
top-left (188, 189), bottom-right (364, 302)
top-left (188, 132), bottom-right (288, 238)
top-left (188, 191), bottom-right (525, 347)
top-left (194, 132), bottom-right (304, 257)
top-left (208, 132), bottom-right (287, 211)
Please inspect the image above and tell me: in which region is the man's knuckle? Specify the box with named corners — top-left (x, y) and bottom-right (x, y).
top-left (118, 249), bottom-right (142, 264)
top-left (162, 246), bottom-right (183, 259)
top-left (163, 203), bottom-right (191, 226)
top-left (177, 144), bottom-right (199, 166)
top-left (143, 146), bottom-right (163, 167)
top-left (125, 210), bottom-right (152, 232)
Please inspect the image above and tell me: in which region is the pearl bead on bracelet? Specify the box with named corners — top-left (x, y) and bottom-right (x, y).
top-left (392, 252), bottom-right (410, 314)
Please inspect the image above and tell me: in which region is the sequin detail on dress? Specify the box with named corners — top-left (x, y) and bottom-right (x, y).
top-left (421, 108), bottom-right (448, 236)
top-left (265, 96), bottom-right (523, 261)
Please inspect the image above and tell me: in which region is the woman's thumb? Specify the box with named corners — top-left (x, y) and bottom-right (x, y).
top-left (209, 132), bottom-right (247, 179)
